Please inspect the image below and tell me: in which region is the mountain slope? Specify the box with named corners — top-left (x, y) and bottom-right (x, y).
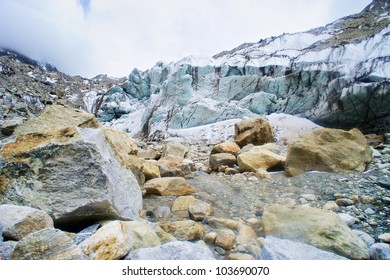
top-left (94, 0), bottom-right (389, 138)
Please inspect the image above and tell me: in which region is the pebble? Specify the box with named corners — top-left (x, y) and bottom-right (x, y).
top-left (322, 201), bottom-right (339, 211)
top-left (214, 246), bottom-right (226, 256)
top-left (348, 195), bottom-right (359, 202)
top-left (378, 181), bottom-right (390, 189)
top-left (361, 196), bottom-right (375, 204)
top-left (335, 198), bottom-right (355, 206)
top-left (338, 213), bottom-right (358, 226)
top-left (364, 208), bottom-right (376, 215)
top-left (382, 197), bottom-right (390, 204)
top-left (300, 194), bottom-right (317, 201)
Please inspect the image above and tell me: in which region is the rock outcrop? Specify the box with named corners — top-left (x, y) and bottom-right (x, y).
top-left (285, 128), bottom-right (372, 176)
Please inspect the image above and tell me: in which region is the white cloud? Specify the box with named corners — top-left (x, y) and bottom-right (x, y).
top-left (0, 0), bottom-right (371, 78)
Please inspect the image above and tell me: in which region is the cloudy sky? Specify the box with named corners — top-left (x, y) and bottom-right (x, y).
top-left (0, 0), bottom-right (371, 78)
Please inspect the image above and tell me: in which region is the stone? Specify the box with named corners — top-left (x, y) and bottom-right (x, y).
top-left (14, 105), bottom-right (101, 136)
top-left (153, 206), bottom-right (172, 220)
top-left (125, 221), bottom-right (161, 251)
top-left (365, 134), bottom-right (384, 147)
top-left (237, 146), bottom-right (285, 172)
top-left (228, 253), bottom-right (255, 260)
top-left (0, 117), bottom-right (23, 136)
top-left (234, 117), bottom-right (274, 148)
top-left (378, 233), bottom-right (390, 243)
top-left (79, 221), bottom-right (131, 260)
top-left (189, 201), bottom-right (213, 221)
top-left (214, 246), bottom-right (226, 255)
top-left (369, 243), bottom-right (390, 260)
top-left (125, 241), bottom-right (215, 260)
top-left (0, 241), bottom-right (17, 260)
top-left (259, 236), bottom-right (347, 260)
top-left (171, 196), bottom-right (199, 213)
top-left (204, 232), bottom-right (218, 244)
top-left (161, 142), bottom-right (189, 158)
top-left (152, 224), bottom-right (177, 244)
top-left (338, 213), bottom-right (358, 226)
top-left (261, 205), bottom-right (370, 259)
top-left (335, 198), bottom-right (355, 206)
top-left (156, 155), bottom-right (193, 177)
top-left (209, 153), bottom-right (236, 172)
top-left (352, 230), bottom-right (375, 247)
top-left (158, 220), bottom-right (204, 241)
top-left (322, 201), bottom-right (339, 211)
top-left (0, 204), bottom-right (53, 240)
top-left (73, 224), bottom-right (100, 245)
top-left (361, 196), bottom-right (375, 204)
top-left (11, 228), bottom-right (86, 260)
top-left (137, 148), bottom-right (158, 160)
top-left (211, 141), bottom-right (241, 155)
top-left (0, 126), bottom-right (142, 228)
top-left (142, 160), bottom-right (160, 181)
top-left (215, 229), bottom-right (236, 250)
top-left (143, 177), bottom-right (196, 196)
top-left (285, 128), bottom-right (372, 176)
top-left (364, 208), bottom-right (376, 215)
top-left (236, 224), bottom-right (258, 246)
top-left (378, 181), bottom-right (390, 189)
top-left (255, 169), bottom-right (271, 179)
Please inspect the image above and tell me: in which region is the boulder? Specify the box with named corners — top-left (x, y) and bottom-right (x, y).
top-left (209, 153), bottom-right (236, 172)
top-left (158, 220), bottom-right (204, 241)
top-left (142, 160), bottom-right (160, 181)
top-left (125, 221), bottom-right (161, 251)
top-left (172, 195), bottom-right (200, 218)
top-left (211, 141), bottom-right (241, 155)
top-left (237, 146), bottom-right (285, 172)
top-left (0, 204), bottom-right (54, 240)
top-left (369, 243), bottom-right (390, 260)
top-left (352, 230), bottom-right (375, 247)
top-left (0, 241), bottom-right (16, 260)
top-left (285, 128), bottom-right (372, 176)
top-left (0, 117), bottom-right (142, 229)
top-left (215, 229), bottom-right (236, 250)
top-left (79, 221), bottom-right (131, 260)
top-left (144, 177), bottom-right (196, 196)
top-left (259, 236), bottom-right (347, 260)
top-left (189, 201), bottom-right (213, 221)
top-left (125, 241), bottom-right (215, 260)
top-left (152, 224), bottom-right (177, 244)
top-left (234, 117), bottom-right (274, 148)
top-left (161, 142), bottom-right (189, 158)
top-left (11, 228), bottom-right (86, 260)
top-left (261, 205), bottom-right (369, 259)
top-left (156, 155), bottom-right (193, 177)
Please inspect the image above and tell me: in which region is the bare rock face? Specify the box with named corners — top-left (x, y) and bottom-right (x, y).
top-left (285, 128), bottom-right (372, 176)
top-left (0, 204), bottom-right (54, 240)
top-left (234, 117), bottom-right (274, 148)
top-left (0, 105), bottom-right (142, 229)
top-left (11, 228), bottom-right (86, 260)
top-left (261, 205), bottom-right (370, 259)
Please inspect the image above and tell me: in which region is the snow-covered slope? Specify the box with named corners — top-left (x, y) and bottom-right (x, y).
top-left (90, 0), bottom-right (390, 138)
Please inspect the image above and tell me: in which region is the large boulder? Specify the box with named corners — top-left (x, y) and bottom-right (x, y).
top-left (261, 205), bottom-right (369, 259)
top-left (285, 128), bottom-right (372, 176)
top-left (0, 204), bottom-right (54, 240)
top-left (260, 236), bottom-right (347, 260)
top-left (0, 106), bottom-right (142, 229)
top-left (209, 153), bottom-right (237, 172)
top-left (125, 241), bottom-right (215, 260)
top-left (11, 228), bottom-right (86, 260)
top-left (237, 145), bottom-right (285, 172)
top-left (234, 117), bottom-right (274, 148)
top-left (143, 177), bottom-right (196, 196)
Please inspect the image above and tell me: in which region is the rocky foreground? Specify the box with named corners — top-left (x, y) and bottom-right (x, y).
top-left (0, 105), bottom-right (389, 260)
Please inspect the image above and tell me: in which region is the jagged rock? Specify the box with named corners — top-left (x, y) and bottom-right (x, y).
top-left (209, 153), bottom-right (236, 172)
top-left (156, 155), bottom-right (193, 177)
top-left (261, 205), bottom-right (369, 259)
top-left (259, 236), bottom-right (347, 260)
top-left (211, 141), bottom-right (241, 155)
top-left (73, 224), bottom-right (100, 245)
top-left (79, 221), bottom-right (131, 260)
top-left (161, 142), bottom-right (189, 158)
top-left (234, 117), bottom-right (274, 148)
top-left (11, 228), bottom-right (86, 260)
top-left (369, 243), bottom-right (390, 260)
top-left (0, 223), bottom-right (3, 242)
top-left (237, 146), bottom-right (285, 172)
top-left (0, 204), bottom-right (54, 240)
top-left (125, 241), bottom-right (215, 260)
top-left (0, 241), bottom-right (16, 260)
top-left (144, 177), bottom-right (196, 196)
top-left (188, 201), bottom-right (213, 221)
top-left (255, 169), bottom-right (271, 179)
top-left (215, 229), bottom-right (236, 250)
top-left (142, 160), bottom-right (160, 181)
top-left (285, 128), bottom-right (372, 176)
top-left (0, 109), bottom-right (142, 228)
top-left (158, 220), bottom-right (204, 241)
top-left (352, 230), bottom-right (375, 247)
top-left (171, 196), bottom-right (199, 212)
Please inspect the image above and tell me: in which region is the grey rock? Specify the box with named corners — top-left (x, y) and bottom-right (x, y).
top-left (0, 204), bottom-right (54, 240)
top-left (11, 228), bottom-right (87, 260)
top-left (125, 241), bottom-right (215, 260)
top-left (352, 230), bottom-right (375, 247)
top-left (0, 118), bottom-right (24, 136)
top-left (364, 208), bottom-right (376, 215)
top-left (0, 241), bottom-right (17, 260)
top-left (73, 224), bottom-right (100, 245)
top-left (378, 181), bottom-right (390, 189)
top-left (0, 223), bottom-right (3, 242)
top-left (153, 206), bottom-right (172, 220)
top-left (369, 243), bottom-right (390, 260)
top-left (259, 236), bottom-right (347, 260)
top-left (338, 213), bottom-right (358, 227)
